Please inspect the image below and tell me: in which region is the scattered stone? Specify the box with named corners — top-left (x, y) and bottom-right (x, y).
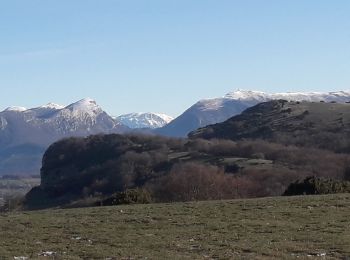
top-left (38, 251), bottom-right (56, 257)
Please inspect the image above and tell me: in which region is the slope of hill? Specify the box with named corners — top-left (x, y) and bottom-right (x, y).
top-left (116, 112), bottom-right (173, 129)
top-left (157, 90), bottom-right (350, 137)
top-left (0, 98), bottom-right (127, 176)
top-left (2, 194), bottom-right (350, 259)
top-left (190, 100), bottom-right (350, 152)
top-left (24, 133), bottom-right (350, 209)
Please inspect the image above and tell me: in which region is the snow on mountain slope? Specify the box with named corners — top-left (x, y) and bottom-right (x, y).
top-left (157, 90), bottom-right (350, 137)
top-left (117, 112), bottom-right (174, 129)
top-left (0, 98), bottom-right (128, 176)
top-left (224, 90), bottom-right (350, 103)
top-left (224, 90), bottom-right (269, 101)
top-left (40, 103), bottom-right (65, 110)
top-left (64, 98), bottom-right (102, 116)
top-left (271, 91), bottom-right (350, 102)
top-left (4, 106), bottom-right (27, 112)
top-left (24, 103), bottom-right (65, 118)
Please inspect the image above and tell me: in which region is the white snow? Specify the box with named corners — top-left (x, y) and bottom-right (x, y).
top-left (0, 97), bottom-right (123, 138)
top-left (225, 89), bottom-right (350, 103)
top-left (64, 98), bottom-right (102, 116)
top-left (0, 117), bottom-right (8, 129)
top-left (193, 89), bottom-right (350, 114)
top-left (116, 112), bottom-right (174, 129)
top-left (196, 98), bottom-right (226, 111)
top-left (39, 102), bottom-right (64, 110)
top-left (224, 90), bottom-right (269, 101)
top-left (4, 106), bottom-right (27, 112)
top-left (153, 113), bottom-right (174, 123)
top-left (38, 251), bottom-right (56, 257)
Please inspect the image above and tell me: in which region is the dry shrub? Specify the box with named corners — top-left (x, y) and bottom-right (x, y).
top-left (187, 138), bottom-right (238, 156)
top-left (242, 167), bottom-right (311, 197)
top-left (149, 162), bottom-right (259, 202)
top-left (234, 140), bottom-right (350, 180)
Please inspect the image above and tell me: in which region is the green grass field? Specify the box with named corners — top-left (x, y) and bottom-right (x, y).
top-left (1, 194), bottom-right (350, 259)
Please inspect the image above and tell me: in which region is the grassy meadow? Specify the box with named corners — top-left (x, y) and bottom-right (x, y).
top-left (1, 194), bottom-right (349, 259)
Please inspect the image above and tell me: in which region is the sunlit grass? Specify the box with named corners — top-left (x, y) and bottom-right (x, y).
top-left (1, 194), bottom-right (349, 259)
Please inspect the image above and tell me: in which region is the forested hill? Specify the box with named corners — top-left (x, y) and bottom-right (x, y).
top-left (25, 133), bottom-right (350, 209)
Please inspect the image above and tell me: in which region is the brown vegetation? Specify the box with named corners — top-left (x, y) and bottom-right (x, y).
top-left (149, 162), bottom-right (259, 202)
top-left (24, 134), bottom-right (350, 209)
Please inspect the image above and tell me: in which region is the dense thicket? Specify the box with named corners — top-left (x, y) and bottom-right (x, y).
top-left (284, 177), bottom-right (350, 196)
top-left (25, 134), bottom-right (350, 209)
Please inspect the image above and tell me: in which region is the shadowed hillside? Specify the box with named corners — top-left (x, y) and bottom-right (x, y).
top-left (190, 100), bottom-right (350, 152)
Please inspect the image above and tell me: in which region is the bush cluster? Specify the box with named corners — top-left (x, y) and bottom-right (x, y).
top-left (101, 189), bottom-right (152, 206)
top-left (283, 176), bottom-right (350, 196)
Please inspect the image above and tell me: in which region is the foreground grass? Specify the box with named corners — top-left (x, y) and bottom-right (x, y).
top-left (1, 194), bottom-right (350, 259)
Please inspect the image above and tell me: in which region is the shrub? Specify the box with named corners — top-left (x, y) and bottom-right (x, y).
top-left (101, 189), bottom-right (152, 206)
top-left (149, 162), bottom-right (259, 202)
top-left (241, 167), bottom-right (310, 197)
top-left (283, 176), bottom-right (350, 196)
top-left (343, 166), bottom-right (350, 181)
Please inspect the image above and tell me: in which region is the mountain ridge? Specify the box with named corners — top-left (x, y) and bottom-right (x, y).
top-left (190, 99), bottom-right (350, 152)
top-left (0, 98), bottom-right (128, 176)
top-left (156, 90), bottom-right (350, 137)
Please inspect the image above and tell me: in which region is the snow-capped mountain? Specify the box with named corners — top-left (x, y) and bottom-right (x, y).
top-left (156, 90), bottom-right (350, 137)
top-left (225, 90), bottom-right (350, 103)
top-left (0, 98), bottom-right (127, 176)
top-left (116, 112), bottom-right (174, 129)
top-left (4, 106), bottom-right (28, 112)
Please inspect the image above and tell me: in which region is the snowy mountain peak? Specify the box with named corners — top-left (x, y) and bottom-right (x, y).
top-left (4, 106), bottom-right (27, 112)
top-left (224, 90), bottom-right (268, 100)
top-left (116, 112), bottom-right (174, 129)
top-left (224, 90), bottom-right (350, 103)
top-left (65, 98), bottom-right (102, 116)
top-left (40, 102), bottom-right (64, 110)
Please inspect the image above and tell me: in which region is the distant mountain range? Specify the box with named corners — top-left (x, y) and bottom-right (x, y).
top-left (0, 98), bottom-right (177, 175)
top-left (2, 90), bottom-right (350, 176)
top-left (156, 90), bottom-right (350, 137)
top-left (1, 98), bottom-right (126, 146)
top-left (116, 113), bottom-right (173, 129)
top-left (0, 98), bottom-right (129, 175)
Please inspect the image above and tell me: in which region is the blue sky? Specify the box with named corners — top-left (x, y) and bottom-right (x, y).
top-left (0, 0), bottom-right (349, 116)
